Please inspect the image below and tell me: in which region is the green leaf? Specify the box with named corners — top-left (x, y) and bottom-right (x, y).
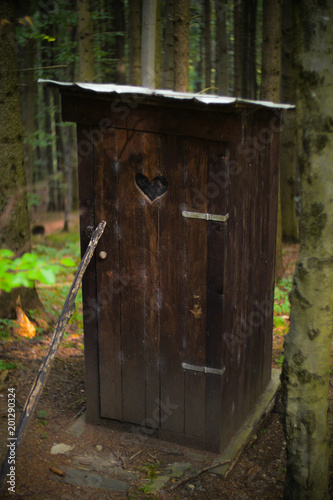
top-left (60, 257), bottom-right (76, 267)
top-left (38, 268), bottom-right (56, 284)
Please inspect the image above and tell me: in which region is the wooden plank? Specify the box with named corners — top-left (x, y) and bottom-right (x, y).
top-left (183, 137), bottom-right (208, 439)
top-left (77, 125), bottom-right (99, 424)
top-left (141, 132), bottom-right (161, 428)
top-left (117, 129), bottom-right (146, 425)
top-left (159, 134), bottom-right (186, 434)
top-left (93, 128), bottom-right (122, 420)
top-left (61, 93), bottom-right (241, 143)
top-left (205, 141), bottom-right (229, 449)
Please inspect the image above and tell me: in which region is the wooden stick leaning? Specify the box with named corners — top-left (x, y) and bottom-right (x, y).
top-left (0, 221), bottom-right (106, 493)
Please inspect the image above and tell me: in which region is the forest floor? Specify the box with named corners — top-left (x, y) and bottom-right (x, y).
top-left (0, 213), bottom-right (333, 499)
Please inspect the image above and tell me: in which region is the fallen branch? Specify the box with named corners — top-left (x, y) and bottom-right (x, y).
top-left (0, 221), bottom-right (106, 493)
top-left (169, 458), bottom-right (230, 491)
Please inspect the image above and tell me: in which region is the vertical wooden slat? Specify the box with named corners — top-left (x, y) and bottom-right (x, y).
top-left (94, 128), bottom-right (122, 420)
top-left (117, 129), bottom-right (146, 424)
top-left (159, 134), bottom-right (186, 433)
top-left (183, 137), bottom-right (208, 439)
top-left (205, 141), bottom-right (229, 450)
top-left (77, 125), bottom-right (99, 424)
top-left (142, 132), bottom-right (161, 428)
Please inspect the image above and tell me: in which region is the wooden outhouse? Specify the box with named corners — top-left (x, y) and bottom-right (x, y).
top-left (42, 81), bottom-right (292, 453)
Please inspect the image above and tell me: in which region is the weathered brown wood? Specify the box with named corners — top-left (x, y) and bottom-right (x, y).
top-left (159, 133), bottom-right (186, 434)
top-left (117, 129), bottom-right (146, 424)
top-left (61, 93), bottom-right (241, 143)
top-left (94, 129), bottom-right (122, 420)
top-left (142, 132), bottom-right (161, 428)
top-left (183, 137), bottom-right (208, 439)
top-left (77, 125), bottom-right (99, 424)
top-left (0, 221), bottom-right (106, 493)
top-left (205, 141), bottom-right (229, 451)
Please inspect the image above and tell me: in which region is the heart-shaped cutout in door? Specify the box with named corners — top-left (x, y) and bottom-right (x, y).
top-left (135, 173), bottom-right (168, 202)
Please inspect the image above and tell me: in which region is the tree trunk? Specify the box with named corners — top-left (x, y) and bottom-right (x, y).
top-left (141, 0), bottom-right (157, 88)
top-left (20, 39), bottom-right (35, 198)
top-left (281, 1), bottom-right (333, 498)
top-left (129, 0), bottom-right (142, 85)
top-left (214, 0), bottom-right (229, 95)
top-left (203, 0), bottom-right (211, 92)
top-left (155, 0), bottom-right (162, 88)
top-left (162, 0), bottom-right (175, 89)
top-left (241, 0), bottom-right (257, 99)
top-left (114, 0), bottom-right (126, 84)
top-left (173, 0), bottom-right (189, 91)
top-left (233, 0), bottom-right (242, 97)
top-left (261, 0), bottom-right (283, 280)
top-left (279, 0), bottom-right (299, 242)
top-left (77, 0), bottom-right (95, 81)
top-left (0, 1), bottom-right (49, 320)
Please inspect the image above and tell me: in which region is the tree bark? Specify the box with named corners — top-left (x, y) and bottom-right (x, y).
top-left (155, 0), bottom-right (162, 88)
top-left (141, 0), bottom-right (157, 88)
top-left (203, 0), bottom-right (211, 92)
top-left (162, 0), bottom-right (175, 89)
top-left (0, 1), bottom-right (49, 320)
top-left (261, 0), bottom-right (283, 280)
top-left (241, 0), bottom-right (257, 99)
top-left (129, 0), bottom-right (142, 85)
top-left (173, 0), bottom-right (189, 91)
top-left (233, 0), bottom-right (242, 97)
top-left (114, 0), bottom-right (126, 84)
top-left (281, 1), bottom-right (333, 498)
top-left (214, 0), bottom-right (229, 95)
top-left (279, 0), bottom-right (299, 242)
top-left (77, 0), bottom-right (95, 81)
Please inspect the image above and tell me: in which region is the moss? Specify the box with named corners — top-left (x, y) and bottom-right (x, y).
top-left (307, 256), bottom-right (333, 271)
top-left (296, 369), bottom-right (324, 384)
top-left (289, 287), bottom-right (311, 309)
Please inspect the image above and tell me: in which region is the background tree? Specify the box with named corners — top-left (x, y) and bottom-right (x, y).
top-left (0, 0), bottom-right (48, 320)
top-left (214, 0), bottom-right (229, 95)
top-left (141, 0), bottom-right (157, 87)
top-left (281, 1), bottom-right (333, 498)
top-left (203, 0), bottom-right (211, 92)
top-left (129, 0), bottom-right (142, 85)
top-left (279, 0), bottom-right (299, 242)
top-left (173, 0), bottom-right (190, 91)
top-left (161, 0), bottom-right (174, 89)
top-left (77, 0), bottom-right (95, 81)
top-left (260, 0), bottom-right (283, 280)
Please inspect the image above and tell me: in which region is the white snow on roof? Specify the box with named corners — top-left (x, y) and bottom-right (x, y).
top-left (38, 79), bottom-right (294, 110)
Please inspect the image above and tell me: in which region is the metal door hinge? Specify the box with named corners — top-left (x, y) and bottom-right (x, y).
top-left (182, 210), bottom-right (229, 222)
top-left (181, 362), bottom-right (225, 376)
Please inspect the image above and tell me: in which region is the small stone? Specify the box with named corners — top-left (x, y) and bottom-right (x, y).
top-left (51, 443), bottom-right (75, 455)
top-left (96, 445), bottom-right (103, 452)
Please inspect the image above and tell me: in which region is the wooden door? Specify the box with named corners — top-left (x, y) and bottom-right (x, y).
top-left (94, 127), bottom-right (229, 446)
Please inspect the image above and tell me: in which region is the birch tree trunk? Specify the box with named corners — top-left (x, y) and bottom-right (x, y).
top-left (141, 0), bottom-right (157, 88)
top-left (281, 1), bottom-right (333, 498)
top-left (77, 0), bottom-right (95, 81)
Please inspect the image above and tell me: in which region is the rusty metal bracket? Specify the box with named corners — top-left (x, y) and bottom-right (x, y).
top-left (182, 210), bottom-right (229, 222)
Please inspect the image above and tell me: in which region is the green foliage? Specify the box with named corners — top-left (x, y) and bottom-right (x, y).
top-left (0, 360), bottom-right (18, 371)
top-left (274, 276), bottom-right (293, 332)
top-left (138, 462), bottom-right (160, 494)
top-left (0, 249), bottom-right (75, 293)
top-left (0, 319), bottom-right (15, 340)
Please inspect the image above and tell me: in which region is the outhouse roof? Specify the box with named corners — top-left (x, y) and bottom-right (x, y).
top-left (38, 79), bottom-right (294, 110)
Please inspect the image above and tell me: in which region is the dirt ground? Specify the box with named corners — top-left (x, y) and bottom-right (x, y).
top-left (0, 237), bottom-right (332, 499)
